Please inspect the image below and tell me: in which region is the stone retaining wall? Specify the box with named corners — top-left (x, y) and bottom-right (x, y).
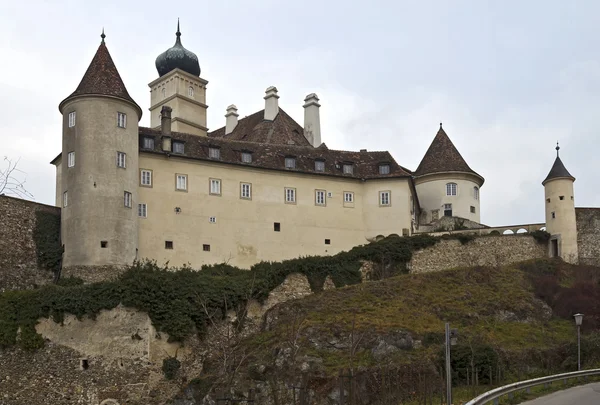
top-left (576, 208), bottom-right (600, 266)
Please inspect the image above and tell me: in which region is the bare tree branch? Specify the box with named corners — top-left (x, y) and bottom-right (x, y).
top-left (0, 156), bottom-right (34, 199)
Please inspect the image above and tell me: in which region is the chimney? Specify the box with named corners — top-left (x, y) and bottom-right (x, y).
top-left (225, 104), bottom-right (239, 135)
top-left (264, 86), bottom-right (279, 121)
top-left (160, 105), bottom-right (172, 152)
top-left (303, 93), bottom-right (321, 147)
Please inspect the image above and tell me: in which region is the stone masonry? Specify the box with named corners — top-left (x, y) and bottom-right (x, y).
top-left (576, 208), bottom-right (600, 266)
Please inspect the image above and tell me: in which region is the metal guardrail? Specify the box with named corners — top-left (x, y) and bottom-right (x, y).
top-left (465, 368), bottom-right (600, 405)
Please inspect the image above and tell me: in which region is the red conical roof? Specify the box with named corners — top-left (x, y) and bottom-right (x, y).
top-left (414, 124), bottom-right (483, 184)
top-left (59, 38), bottom-right (141, 118)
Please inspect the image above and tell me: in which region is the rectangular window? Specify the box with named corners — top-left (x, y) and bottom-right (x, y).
top-left (172, 141), bottom-right (185, 154)
top-left (140, 169), bottom-right (152, 187)
top-left (474, 187), bottom-right (479, 200)
top-left (117, 112), bottom-right (127, 128)
top-left (100, 241), bottom-right (108, 248)
top-left (165, 241), bottom-right (173, 249)
top-left (285, 157), bottom-right (296, 169)
top-left (67, 151), bottom-right (75, 168)
top-left (68, 111), bottom-right (76, 128)
top-left (444, 203), bottom-right (453, 217)
top-left (274, 222), bottom-right (281, 232)
top-left (325, 239), bottom-right (331, 245)
top-left (63, 191), bottom-right (68, 207)
top-left (124, 191), bottom-right (132, 208)
top-left (551, 211), bottom-right (556, 219)
top-left (210, 178), bottom-right (221, 195)
top-left (138, 203), bottom-right (147, 218)
top-left (470, 206), bottom-right (476, 213)
top-left (143, 137), bottom-right (155, 150)
top-left (343, 164), bottom-right (354, 174)
top-left (117, 152), bottom-right (126, 168)
top-left (209, 216), bottom-right (216, 223)
top-left (379, 191), bottom-right (391, 206)
top-left (344, 192), bottom-right (354, 203)
top-left (203, 244), bottom-right (210, 252)
top-left (285, 187), bottom-right (296, 204)
top-left (559, 196), bottom-right (565, 200)
top-left (315, 189), bottom-right (326, 206)
top-left (240, 182), bottom-right (252, 199)
top-left (176, 174), bottom-right (188, 191)
top-left (315, 160), bottom-right (325, 172)
top-left (379, 164), bottom-right (390, 175)
top-left (241, 152), bottom-right (252, 163)
top-left (446, 183), bottom-right (457, 196)
top-left (209, 147), bottom-right (220, 159)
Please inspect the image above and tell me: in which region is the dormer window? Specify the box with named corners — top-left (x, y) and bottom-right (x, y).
top-left (315, 160), bottom-right (325, 172)
top-left (143, 137), bottom-right (155, 150)
top-left (172, 141), bottom-right (185, 154)
top-left (343, 163), bottom-right (353, 175)
top-left (446, 183), bottom-right (457, 196)
top-left (379, 164), bottom-right (390, 175)
top-left (285, 157), bottom-right (296, 169)
top-left (241, 152), bottom-right (252, 163)
top-left (209, 147), bottom-right (220, 159)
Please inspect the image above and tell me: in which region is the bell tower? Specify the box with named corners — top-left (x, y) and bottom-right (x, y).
top-left (543, 143), bottom-right (578, 263)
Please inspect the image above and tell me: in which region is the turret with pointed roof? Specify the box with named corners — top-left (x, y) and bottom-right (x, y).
top-left (542, 143), bottom-right (575, 185)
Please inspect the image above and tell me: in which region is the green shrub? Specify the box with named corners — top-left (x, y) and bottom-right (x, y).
top-left (162, 356), bottom-right (181, 380)
top-left (530, 230), bottom-right (551, 244)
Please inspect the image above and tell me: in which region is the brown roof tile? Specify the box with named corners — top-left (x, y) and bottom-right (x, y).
top-left (208, 108), bottom-right (312, 146)
top-left (414, 125), bottom-right (483, 182)
top-left (139, 127), bottom-right (411, 180)
top-left (59, 40), bottom-right (142, 118)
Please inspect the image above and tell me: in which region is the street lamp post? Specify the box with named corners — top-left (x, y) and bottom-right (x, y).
top-left (445, 323), bottom-right (458, 405)
top-left (574, 313), bottom-right (583, 371)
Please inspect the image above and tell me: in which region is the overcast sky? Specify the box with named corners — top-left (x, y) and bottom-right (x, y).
top-left (1, 0), bottom-right (598, 226)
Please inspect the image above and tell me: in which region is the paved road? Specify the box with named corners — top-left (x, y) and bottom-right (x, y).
top-left (519, 382), bottom-right (600, 404)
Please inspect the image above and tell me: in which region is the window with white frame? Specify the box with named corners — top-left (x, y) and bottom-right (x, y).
top-left (241, 152), bottom-right (252, 163)
top-left (474, 186), bottom-right (479, 200)
top-left (124, 191), bottom-right (132, 208)
top-left (315, 160), bottom-right (325, 172)
top-left (176, 174), bottom-right (188, 191)
top-left (117, 152), bottom-right (126, 168)
top-left (285, 157), bottom-right (296, 169)
top-left (379, 190), bottom-right (391, 206)
top-left (188, 86), bottom-right (194, 98)
top-left (379, 164), bottom-right (390, 175)
top-left (140, 169), bottom-right (152, 187)
top-left (285, 187), bottom-right (296, 204)
top-left (138, 203), bottom-right (147, 218)
top-left (343, 163), bottom-right (354, 174)
top-left (315, 189), bottom-right (326, 206)
top-left (172, 141), bottom-right (185, 154)
top-left (143, 137), bottom-right (155, 150)
top-left (210, 178), bottom-right (221, 195)
top-left (67, 151), bottom-right (75, 168)
top-left (117, 112), bottom-right (127, 128)
top-left (344, 192), bottom-right (354, 203)
top-left (68, 111), bottom-right (76, 128)
top-left (446, 183), bottom-right (457, 196)
top-left (209, 147), bottom-right (220, 159)
top-left (240, 183), bottom-right (251, 199)
top-left (63, 191), bottom-right (68, 207)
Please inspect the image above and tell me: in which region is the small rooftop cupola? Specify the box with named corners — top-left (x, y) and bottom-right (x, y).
top-left (59, 30), bottom-right (142, 119)
top-left (155, 20), bottom-right (201, 77)
top-left (542, 142), bottom-right (576, 185)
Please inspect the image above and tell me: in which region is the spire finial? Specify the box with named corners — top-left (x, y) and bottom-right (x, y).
top-left (556, 141), bottom-right (560, 157)
top-left (176, 18), bottom-right (181, 37)
top-left (440, 122), bottom-right (443, 129)
top-left (101, 27), bottom-right (106, 43)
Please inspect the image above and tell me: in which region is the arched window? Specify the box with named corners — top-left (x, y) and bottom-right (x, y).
top-left (161, 88), bottom-right (166, 99)
top-left (446, 183), bottom-right (457, 196)
top-left (474, 186), bottom-right (479, 200)
top-left (188, 86), bottom-right (194, 98)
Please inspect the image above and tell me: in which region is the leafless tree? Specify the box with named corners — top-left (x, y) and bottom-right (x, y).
top-left (0, 156), bottom-right (34, 199)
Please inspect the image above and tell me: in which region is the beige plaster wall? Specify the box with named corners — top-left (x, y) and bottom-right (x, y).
top-left (544, 178), bottom-right (578, 263)
top-left (137, 154), bottom-right (414, 268)
top-left (61, 97), bottom-right (139, 267)
top-left (415, 173), bottom-right (481, 224)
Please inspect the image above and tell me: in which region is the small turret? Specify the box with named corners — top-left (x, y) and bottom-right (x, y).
top-left (543, 143), bottom-right (578, 263)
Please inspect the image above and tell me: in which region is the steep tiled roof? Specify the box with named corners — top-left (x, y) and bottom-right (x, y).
top-left (139, 127), bottom-right (412, 179)
top-left (543, 156), bottom-right (575, 184)
top-left (59, 40), bottom-right (142, 118)
top-left (414, 125), bottom-right (483, 181)
top-left (208, 108), bottom-right (312, 146)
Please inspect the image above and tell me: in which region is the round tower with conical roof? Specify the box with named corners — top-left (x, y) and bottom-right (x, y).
top-left (58, 32), bottom-right (142, 268)
top-left (414, 124), bottom-right (485, 225)
top-left (543, 143), bottom-right (578, 263)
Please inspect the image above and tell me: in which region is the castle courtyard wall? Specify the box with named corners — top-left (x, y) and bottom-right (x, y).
top-left (409, 234), bottom-right (547, 273)
top-left (576, 208), bottom-right (600, 266)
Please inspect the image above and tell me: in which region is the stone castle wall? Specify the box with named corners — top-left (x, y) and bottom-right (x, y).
top-left (0, 195), bottom-right (60, 292)
top-left (576, 208), bottom-right (600, 266)
top-left (409, 234), bottom-right (547, 273)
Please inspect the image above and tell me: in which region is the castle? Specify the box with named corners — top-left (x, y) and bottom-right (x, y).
top-left (48, 25), bottom-right (599, 272)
